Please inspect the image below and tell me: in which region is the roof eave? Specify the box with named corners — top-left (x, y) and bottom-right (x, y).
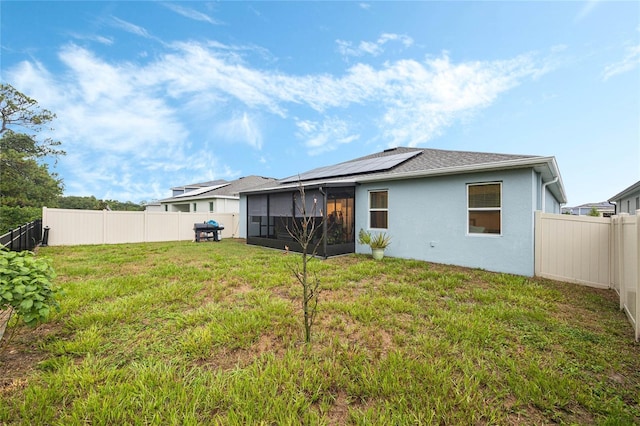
top-left (160, 194), bottom-right (240, 203)
top-left (608, 180), bottom-right (640, 202)
top-left (240, 180), bottom-right (358, 195)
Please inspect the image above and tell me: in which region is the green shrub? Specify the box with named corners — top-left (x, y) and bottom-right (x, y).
top-left (358, 229), bottom-right (391, 249)
top-left (0, 249), bottom-right (61, 330)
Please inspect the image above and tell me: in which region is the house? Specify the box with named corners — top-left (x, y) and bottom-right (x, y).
top-left (609, 180), bottom-right (640, 215)
top-left (239, 147), bottom-right (566, 277)
top-left (561, 201), bottom-right (615, 217)
top-left (149, 175), bottom-right (277, 214)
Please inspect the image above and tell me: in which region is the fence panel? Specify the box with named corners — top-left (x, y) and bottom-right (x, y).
top-left (42, 208), bottom-right (239, 246)
top-left (535, 211), bottom-right (640, 340)
top-left (534, 212), bottom-right (611, 288)
top-left (615, 214), bottom-right (639, 340)
top-left (0, 219), bottom-right (43, 251)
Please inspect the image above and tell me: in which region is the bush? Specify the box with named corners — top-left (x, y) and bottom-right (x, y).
top-left (0, 249), bottom-right (61, 339)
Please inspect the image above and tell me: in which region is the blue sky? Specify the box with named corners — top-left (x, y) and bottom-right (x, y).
top-left (1, 1), bottom-right (639, 206)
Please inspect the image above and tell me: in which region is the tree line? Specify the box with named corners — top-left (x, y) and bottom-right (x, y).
top-left (0, 84), bottom-right (143, 235)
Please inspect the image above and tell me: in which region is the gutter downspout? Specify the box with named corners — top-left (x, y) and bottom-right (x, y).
top-left (541, 177), bottom-right (559, 213)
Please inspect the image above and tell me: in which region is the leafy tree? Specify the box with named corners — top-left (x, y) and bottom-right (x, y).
top-left (103, 200), bottom-right (144, 211)
top-left (0, 84), bottom-right (64, 233)
top-left (58, 196), bottom-right (103, 210)
top-left (57, 196), bottom-right (144, 211)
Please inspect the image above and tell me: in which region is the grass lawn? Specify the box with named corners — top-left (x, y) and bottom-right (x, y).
top-left (1, 239), bottom-right (639, 425)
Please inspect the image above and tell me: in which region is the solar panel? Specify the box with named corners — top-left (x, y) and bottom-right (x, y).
top-left (281, 150), bottom-right (421, 183)
top-left (174, 184), bottom-right (229, 198)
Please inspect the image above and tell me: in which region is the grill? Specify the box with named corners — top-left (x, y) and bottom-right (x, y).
top-left (193, 223), bottom-right (224, 242)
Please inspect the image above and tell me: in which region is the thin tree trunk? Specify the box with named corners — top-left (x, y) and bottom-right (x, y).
top-left (0, 308), bottom-right (13, 342)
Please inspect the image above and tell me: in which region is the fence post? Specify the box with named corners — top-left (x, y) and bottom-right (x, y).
top-left (102, 209), bottom-right (107, 244)
top-left (635, 211), bottom-right (640, 341)
top-left (617, 214), bottom-right (627, 311)
top-left (534, 211), bottom-right (542, 277)
top-left (144, 210), bottom-right (148, 243)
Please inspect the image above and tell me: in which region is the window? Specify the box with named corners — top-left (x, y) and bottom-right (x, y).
top-left (164, 205), bottom-right (168, 212)
top-left (369, 190), bottom-right (388, 229)
top-left (636, 197), bottom-right (639, 211)
top-left (192, 203), bottom-right (197, 212)
top-left (468, 183), bottom-right (501, 235)
top-left (209, 201), bottom-right (214, 212)
top-left (628, 200), bottom-right (631, 213)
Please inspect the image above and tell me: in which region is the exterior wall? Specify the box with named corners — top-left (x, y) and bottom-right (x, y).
top-left (544, 189), bottom-right (561, 213)
top-left (163, 198), bottom-right (240, 214)
top-left (615, 191), bottom-right (640, 215)
top-left (355, 169), bottom-right (538, 276)
top-left (144, 204), bottom-right (164, 212)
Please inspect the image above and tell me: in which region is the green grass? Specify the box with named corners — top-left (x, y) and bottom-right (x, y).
top-left (1, 240), bottom-right (639, 425)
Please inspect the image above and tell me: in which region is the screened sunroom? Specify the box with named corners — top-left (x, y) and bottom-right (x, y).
top-left (245, 184), bottom-right (356, 257)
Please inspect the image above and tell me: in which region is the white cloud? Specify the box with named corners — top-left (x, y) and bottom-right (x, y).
top-left (69, 32), bottom-right (114, 45)
top-left (337, 33), bottom-right (414, 58)
top-left (216, 112), bottom-right (263, 150)
top-left (603, 44), bottom-right (640, 81)
top-left (110, 16), bottom-right (152, 38)
top-left (295, 117), bottom-right (360, 155)
top-left (163, 3), bottom-right (222, 25)
top-left (5, 38), bottom-right (552, 199)
top-left (575, 0), bottom-right (601, 23)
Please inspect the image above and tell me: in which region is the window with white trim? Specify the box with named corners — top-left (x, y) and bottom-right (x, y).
top-left (209, 201), bottom-right (214, 212)
top-left (369, 190), bottom-right (388, 229)
top-left (467, 182), bottom-right (501, 235)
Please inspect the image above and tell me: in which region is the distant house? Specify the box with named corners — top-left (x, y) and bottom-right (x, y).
top-left (239, 147), bottom-right (566, 277)
top-left (562, 202), bottom-right (615, 217)
top-left (149, 176), bottom-right (277, 214)
top-left (609, 180), bottom-right (640, 215)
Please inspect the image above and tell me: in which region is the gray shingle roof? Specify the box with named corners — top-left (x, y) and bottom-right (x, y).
top-left (280, 147), bottom-right (538, 183)
top-left (161, 175), bottom-right (277, 202)
top-left (239, 146), bottom-right (565, 204)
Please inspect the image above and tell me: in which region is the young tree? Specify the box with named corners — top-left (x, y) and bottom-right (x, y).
top-left (285, 183), bottom-right (324, 343)
top-left (587, 207), bottom-right (600, 217)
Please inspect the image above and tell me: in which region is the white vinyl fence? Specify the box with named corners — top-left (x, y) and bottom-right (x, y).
top-left (535, 211), bottom-right (640, 340)
top-left (42, 208), bottom-right (239, 246)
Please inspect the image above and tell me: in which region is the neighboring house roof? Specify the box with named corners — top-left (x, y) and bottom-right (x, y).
top-left (171, 179), bottom-right (228, 192)
top-left (608, 180), bottom-right (640, 202)
top-left (161, 175), bottom-right (277, 202)
top-left (242, 147), bottom-right (567, 203)
top-left (562, 202), bottom-right (615, 214)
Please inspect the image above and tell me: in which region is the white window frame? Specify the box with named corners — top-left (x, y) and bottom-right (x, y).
top-left (368, 189), bottom-right (389, 230)
top-left (209, 201), bottom-right (214, 213)
top-left (467, 182), bottom-right (502, 237)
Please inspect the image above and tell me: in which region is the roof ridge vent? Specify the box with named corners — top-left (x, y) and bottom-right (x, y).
top-left (383, 147), bottom-right (398, 153)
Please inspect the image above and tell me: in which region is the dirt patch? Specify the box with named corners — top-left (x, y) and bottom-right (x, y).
top-left (0, 323), bottom-right (60, 396)
top-left (324, 390), bottom-right (350, 425)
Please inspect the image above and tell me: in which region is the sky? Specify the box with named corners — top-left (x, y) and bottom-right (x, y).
top-left (1, 1), bottom-right (639, 206)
